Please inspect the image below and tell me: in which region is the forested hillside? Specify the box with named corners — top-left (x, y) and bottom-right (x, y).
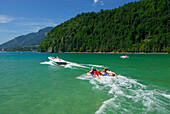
top-left (0, 27), bottom-right (53, 51)
top-left (39, 0), bottom-right (169, 53)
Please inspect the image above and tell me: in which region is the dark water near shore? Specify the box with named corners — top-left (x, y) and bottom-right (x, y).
top-left (0, 52), bottom-right (169, 113)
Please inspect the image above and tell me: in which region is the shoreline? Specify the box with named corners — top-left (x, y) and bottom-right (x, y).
top-left (2, 51), bottom-right (169, 54)
top-left (61, 52), bottom-right (169, 54)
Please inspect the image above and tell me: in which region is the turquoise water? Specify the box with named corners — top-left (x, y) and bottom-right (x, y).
top-left (0, 52), bottom-right (169, 114)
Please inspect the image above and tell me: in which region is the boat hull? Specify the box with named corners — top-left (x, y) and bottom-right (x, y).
top-left (48, 57), bottom-right (67, 65)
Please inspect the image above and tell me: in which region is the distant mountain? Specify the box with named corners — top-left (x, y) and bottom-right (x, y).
top-left (0, 27), bottom-right (53, 51)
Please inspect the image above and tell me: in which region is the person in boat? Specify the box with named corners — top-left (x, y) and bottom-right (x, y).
top-left (101, 67), bottom-right (117, 76)
top-left (55, 56), bottom-right (60, 59)
top-left (89, 67), bottom-right (100, 79)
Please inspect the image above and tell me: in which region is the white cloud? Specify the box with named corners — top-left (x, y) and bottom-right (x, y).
top-left (0, 29), bottom-right (17, 33)
top-left (13, 17), bottom-right (58, 33)
top-left (94, 0), bottom-right (99, 4)
top-left (16, 18), bottom-right (57, 27)
top-left (0, 15), bottom-right (15, 23)
top-left (0, 15), bottom-right (58, 38)
top-left (0, 16), bottom-right (59, 44)
top-left (93, 0), bottom-right (104, 6)
top-left (101, 1), bottom-right (104, 5)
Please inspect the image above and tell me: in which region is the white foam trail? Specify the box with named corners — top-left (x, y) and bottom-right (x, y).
top-left (41, 57), bottom-right (106, 71)
top-left (40, 61), bottom-right (54, 65)
top-left (86, 64), bottom-right (104, 68)
top-left (40, 59), bottom-right (89, 69)
top-left (95, 97), bottom-right (117, 114)
top-left (77, 74), bottom-right (170, 113)
top-left (162, 94), bottom-right (170, 99)
top-left (76, 74), bottom-right (92, 80)
top-left (66, 61), bottom-right (88, 68)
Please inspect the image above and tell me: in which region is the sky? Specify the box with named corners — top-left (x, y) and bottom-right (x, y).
top-left (0, 0), bottom-right (138, 45)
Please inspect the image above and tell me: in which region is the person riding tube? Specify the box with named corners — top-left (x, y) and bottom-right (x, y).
top-left (89, 67), bottom-right (100, 79)
top-left (101, 67), bottom-right (117, 76)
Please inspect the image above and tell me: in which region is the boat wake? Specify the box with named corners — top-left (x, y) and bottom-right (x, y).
top-left (77, 74), bottom-right (170, 113)
top-left (64, 61), bottom-right (89, 69)
top-left (40, 61), bottom-right (54, 66)
top-left (40, 58), bottom-right (104, 70)
top-left (84, 64), bottom-right (104, 68)
top-left (41, 58), bottom-right (169, 113)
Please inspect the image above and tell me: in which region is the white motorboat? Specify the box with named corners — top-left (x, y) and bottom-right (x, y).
top-left (120, 55), bottom-right (129, 58)
top-left (48, 57), bottom-right (67, 65)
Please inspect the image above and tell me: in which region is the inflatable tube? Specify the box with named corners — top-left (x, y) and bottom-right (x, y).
top-left (87, 72), bottom-right (116, 76)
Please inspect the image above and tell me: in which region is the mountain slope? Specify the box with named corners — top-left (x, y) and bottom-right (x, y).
top-left (0, 27), bottom-right (53, 50)
top-left (39, 0), bottom-right (169, 53)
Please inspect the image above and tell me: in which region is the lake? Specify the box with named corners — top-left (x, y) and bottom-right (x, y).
top-left (0, 52), bottom-right (169, 113)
